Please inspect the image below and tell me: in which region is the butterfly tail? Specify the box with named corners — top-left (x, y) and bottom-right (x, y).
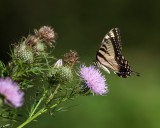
top-left (131, 71), bottom-right (140, 76)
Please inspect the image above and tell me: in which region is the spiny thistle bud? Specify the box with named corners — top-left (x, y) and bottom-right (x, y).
top-left (48, 59), bottom-right (73, 84)
top-left (34, 26), bottom-right (56, 47)
top-left (14, 42), bottom-right (34, 63)
top-left (17, 48), bottom-right (33, 63)
top-left (64, 50), bottom-right (80, 66)
top-left (33, 42), bottom-right (46, 53)
top-left (55, 66), bottom-right (72, 83)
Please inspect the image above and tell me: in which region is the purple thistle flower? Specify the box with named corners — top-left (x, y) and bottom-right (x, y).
top-left (0, 77), bottom-right (24, 108)
top-left (55, 59), bottom-right (62, 67)
top-left (78, 65), bottom-right (108, 95)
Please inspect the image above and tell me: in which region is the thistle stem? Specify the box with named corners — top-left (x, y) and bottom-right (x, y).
top-left (17, 84), bottom-right (61, 128)
top-left (17, 108), bottom-right (45, 128)
top-left (46, 84), bottom-right (60, 104)
top-left (29, 94), bottom-right (45, 118)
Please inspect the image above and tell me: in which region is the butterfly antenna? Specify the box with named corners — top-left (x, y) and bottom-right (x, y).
top-left (131, 71), bottom-right (140, 76)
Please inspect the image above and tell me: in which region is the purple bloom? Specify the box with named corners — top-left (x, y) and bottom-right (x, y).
top-left (78, 65), bottom-right (108, 95)
top-left (0, 77), bottom-right (24, 108)
top-left (55, 59), bottom-right (62, 67)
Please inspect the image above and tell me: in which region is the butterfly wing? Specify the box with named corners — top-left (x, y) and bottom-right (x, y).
top-left (96, 28), bottom-right (121, 73)
top-left (96, 28), bottom-right (139, 78)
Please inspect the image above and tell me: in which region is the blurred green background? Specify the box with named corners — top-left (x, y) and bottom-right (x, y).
top-left (0, 0), bottom-right (160, 128)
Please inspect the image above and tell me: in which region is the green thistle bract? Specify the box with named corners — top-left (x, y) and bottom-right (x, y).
top-left (14, 41), bottom-right (34, 63)
top-left (33, 42), bottom-right (46, 52)
top-left (17, 48), bottom-right (34, 63)
top-left (48, 66), bottom-right (73, 84)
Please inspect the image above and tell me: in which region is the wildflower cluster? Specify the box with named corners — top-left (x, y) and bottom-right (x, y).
top-left (0, 26), bottom-right (108, 128)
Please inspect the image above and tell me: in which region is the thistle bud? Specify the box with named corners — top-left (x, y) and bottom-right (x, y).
top-left (55, 59), bottom-right (63, 67)
top-left (48, 59), bottom-right (73, 84)
top-left (14, 42), bottom-right (34, 63)
top-left (33, 42), bottom-right (46, 52)
top-left (17, 48), bottom-right (34, 63)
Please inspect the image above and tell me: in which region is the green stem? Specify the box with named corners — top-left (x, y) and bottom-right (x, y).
top-left (17, 84), bottom-right (61, 128)
top-left (17, 108), bottom-right (45, 128)
top-left (17, 101), bottom-right (61, 128)
top-left (29, 94), bottom-right (44, 118)
top-left (50, 97), bottom-right (68, 109)
top-left (46, 84), bottom-right (60, 104)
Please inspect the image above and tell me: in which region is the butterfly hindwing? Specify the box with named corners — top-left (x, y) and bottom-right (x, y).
top-left (115, 55), bottom-right (131, 78)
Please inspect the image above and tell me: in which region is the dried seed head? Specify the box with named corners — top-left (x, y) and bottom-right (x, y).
top-left (26, 35), bottom-right (39, 47)
top-left (34, 26), bottom-right (56, 47)
top-left (64, 50), bottom-right (80, 66)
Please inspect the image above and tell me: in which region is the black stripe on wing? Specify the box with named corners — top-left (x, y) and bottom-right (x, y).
top-left (109, 37), bottom-right (121, 56)
top-left (112, 28), bottom-right (122, 51)
top-left (96, 52), bottom-right (111, 65)
top-left (107, 28), bottom-right (122, 56)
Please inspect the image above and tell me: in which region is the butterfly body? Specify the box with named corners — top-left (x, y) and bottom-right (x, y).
top-left (96, 28), bottom-right (139, 78)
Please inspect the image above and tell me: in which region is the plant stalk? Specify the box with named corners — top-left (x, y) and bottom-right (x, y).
top-left (17, 84), bottom-right (61, 128)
